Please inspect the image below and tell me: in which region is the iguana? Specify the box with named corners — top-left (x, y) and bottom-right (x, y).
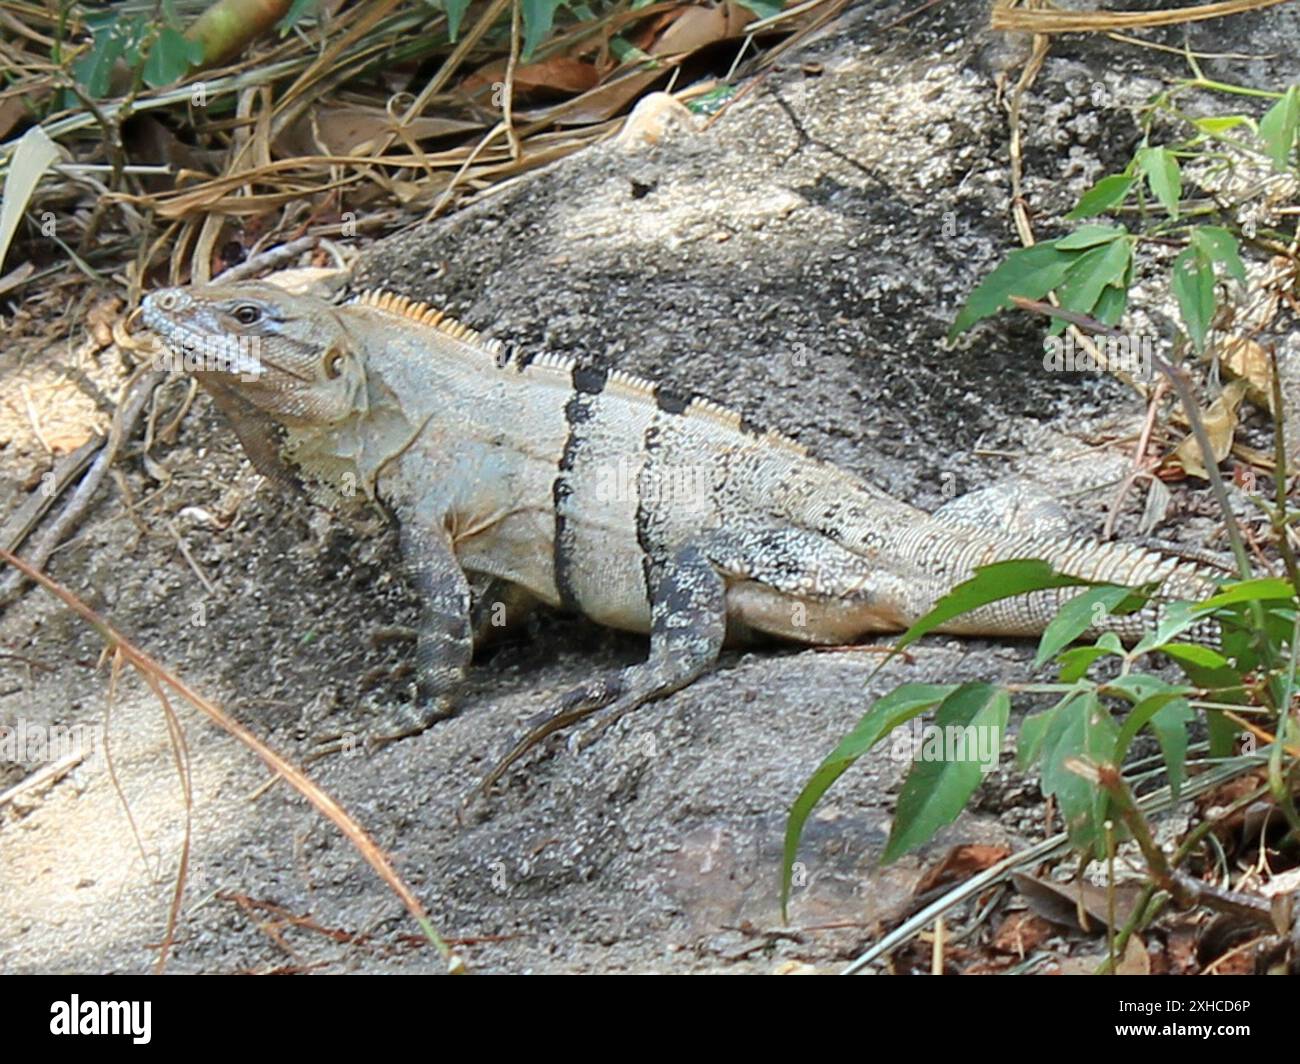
top-left (139, 281), bottom-right (1226, 786)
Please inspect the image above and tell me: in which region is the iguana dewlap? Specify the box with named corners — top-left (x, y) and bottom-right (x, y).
top-left (139, 281), bottom-right (1221, 778)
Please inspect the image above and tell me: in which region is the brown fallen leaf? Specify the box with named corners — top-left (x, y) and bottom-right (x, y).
top-left (274, 106), bottom-right (482, 158)
top-left (989, 910), bottom-right (1054, 956)
top-left (647, 2), bottom-right (756, 55)
top-left (463, 57), bottom-right (602, 98)
top-left (1010, 870), bottom-right (1144, 933)
top-left (1220, 334), bottom-right (1275, 413)
top-left (1115, 933), bottom-right (1150, 974)
top-left (523, 61), bottom-right (681, 127)
top-left (915, 844), bottom-right (1012, 895)
top-left (1163, 379), bottom-right (1248, 480)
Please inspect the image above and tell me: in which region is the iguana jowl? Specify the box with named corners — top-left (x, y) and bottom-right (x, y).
top-left (140, 281), bottom-right (1221, 781)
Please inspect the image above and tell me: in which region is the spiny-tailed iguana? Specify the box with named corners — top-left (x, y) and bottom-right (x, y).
top-left (139, 281), bottom-right (1226, 785)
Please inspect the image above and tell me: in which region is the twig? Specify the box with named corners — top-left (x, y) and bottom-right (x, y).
top-left (503, 0), bottom-right (522, 162)
top-left (992, 0), bottom-right (1296, 34)
top-left (213, 235), bottom-right (320, 283)
top-left (1087, 758), bottom-right (1276, 926)
top-left (0, 547), bottom-right (461, 970)
top-left (0, 746), bottom-right (89, 810)
top-left (0, 435), bottom-right (103, 554)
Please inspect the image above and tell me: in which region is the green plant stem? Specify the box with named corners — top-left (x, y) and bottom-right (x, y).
top-left (1181, 77), bottom-right (1285, 101)
top-left (1098, 778), bottom-right (1273, 972)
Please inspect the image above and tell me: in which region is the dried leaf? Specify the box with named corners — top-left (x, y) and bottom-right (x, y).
top-left (1011, 871), bottom-right (1143, 932)
top-left (1220, 335), bottom-right (1275, 413)
top-left (1166, 380), bottom-right (1248, 479)
top-left (990, 911), bottom-right (1054, 956)
top-left (649, 2), bottom-right (756, 55)
top-left (615, 91), bottom-right (699, 150)
top-left (0, 94), bottom-right (40, 142)
top-left (523, 62), bottom-right (678, 127)
top-left (463, 57), bottom-right (601, 97)
top-left (1115, 934), bottom-right (1150, 974)
top-left (915, 843), bottom-right (1011, 894)
top-left (0, 125), bottom-right (61, 272)
top-left (274, 106), bottom-right (481, 158)
top-left (1138, 475), bottom-right (1171, 535)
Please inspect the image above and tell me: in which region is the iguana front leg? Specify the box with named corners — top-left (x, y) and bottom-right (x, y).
top-left (476, 542), bottom-right (728, 794)
top-left (374, 519), bottom-right (474, 743)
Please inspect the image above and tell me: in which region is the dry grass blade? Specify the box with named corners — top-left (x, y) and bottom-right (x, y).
top-left (991, 0), bottom-right (1295, 33)
top-left (0, 547), bottom-right (463, 973)
top-left (0, 125), bottom-right (60, 270)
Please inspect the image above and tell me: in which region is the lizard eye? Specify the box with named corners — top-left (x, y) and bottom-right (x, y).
top-left (233, 304), bottom-right (262, 325)
top-left (323, 350), bottom-right (344, 379)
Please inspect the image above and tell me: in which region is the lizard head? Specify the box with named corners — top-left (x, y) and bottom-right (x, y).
top-left (140, 282), bottom-right (368, 426)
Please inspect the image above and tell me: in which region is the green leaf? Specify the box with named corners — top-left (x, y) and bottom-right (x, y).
top-left (1056, 224), bottom-right (1128, 250)
top-left (142, 27), bottom-right (198, 88)
top-left (440, 0), bottom-right (472, 40)
top-left (277, 0), bottom-right (319, 34)
top-left (1172, 246), bottom-right (1214, 352)
top-left (1148, 698), bottom-right (1192, 797)
top-left (780, 683), bottom-right (955, 914)
top-left (1113, 694), bottom-right (1192, 796)
top-left (1259, 85), bottom-right (1299, 171)
top-left (1091, 282), bottom-right (1129, 327)
top-left (1159, 642), bottom-right (1230, 670)
top-left (1207, 711), bottom-right (1241, 759)
top-left (884, 560), bottom-right (1093, 663)
top-left (1052, 237), bottom-right (1132, 331)
top-left (521, 0), bottom-right (565, 60)
top-left (1066, 174), bottom-right (1136, 220)
top-left (1018, 690), bottom-right (1083, 769)
top-left (882, 684), bottom-right (1010, 862)
top-left (733, 0), bottom-right (784, 17)
top-left (1137, 146), bottom-right (1182, 218)
top-left (1035, 585), bottom-right (1139, 667)
top-left (1132, 601), bottom-right (1213, 657)
top-left (1102, 674), bottom-right (1190, 706)
top-left (1057, 643), bottom-right (1122, 683)
top-left (948, 241), bottom-right (1077, 340)
top-left (1191, 226), bottom-right (1247, 284)
top-left (1040, 690), bottom-right (1117, 850)
top-left (1115, 692), bottom-right (1189, 760)
top-left (120, 16), bottom-right (150, 66)
top-left (0, 127), bottom-right (61, 274)
top-left (1195, 577), bottom-right (1295, 610)
top-left (73, 22), bottom-right (128, 98)
top-left (1193, 114), bottom-right (1251, 136)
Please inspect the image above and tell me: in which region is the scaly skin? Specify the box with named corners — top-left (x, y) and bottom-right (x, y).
top-left (139, 280), bottom-right (1225, 782)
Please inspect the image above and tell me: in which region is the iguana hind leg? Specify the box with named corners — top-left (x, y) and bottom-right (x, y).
top-left (476, 542), bottom-right (728, 795)
top-left (476, 525), bottom-right (906, 794)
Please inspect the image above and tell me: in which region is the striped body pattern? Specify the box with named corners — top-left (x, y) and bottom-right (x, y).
top-left (139, 281), bottom-right (1223, 763)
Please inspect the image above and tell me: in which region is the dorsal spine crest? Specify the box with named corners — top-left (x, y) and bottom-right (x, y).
top-left (351, 288), bottom-right (806, 456)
